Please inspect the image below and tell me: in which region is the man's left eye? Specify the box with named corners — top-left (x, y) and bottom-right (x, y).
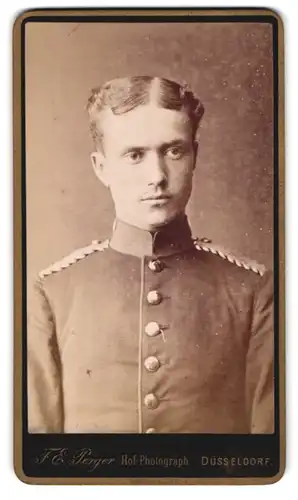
top-left (166, 147), bottom-right (185, 160)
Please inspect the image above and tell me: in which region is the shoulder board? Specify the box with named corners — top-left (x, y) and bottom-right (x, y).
top-left (194, 237), bottom-right (265, 277)
top-left (39, 239), bottom-right (109, 279)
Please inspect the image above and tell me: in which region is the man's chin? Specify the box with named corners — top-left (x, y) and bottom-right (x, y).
top-left (144, 210), bottom-right (180, 231)
top-left (116, 207), bottom-right (183, 231)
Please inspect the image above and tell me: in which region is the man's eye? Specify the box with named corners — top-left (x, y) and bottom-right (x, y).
top-left (166, 147), bottom-right (185, 160)
top-left (125, 150), bottom-right (144, 164)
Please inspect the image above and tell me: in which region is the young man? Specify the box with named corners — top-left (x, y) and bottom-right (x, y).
top-left (28, 76), bottom-right (274, 434)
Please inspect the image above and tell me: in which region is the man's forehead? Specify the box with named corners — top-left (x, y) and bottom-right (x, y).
top-left (99, 104), bottom-right (192, 147)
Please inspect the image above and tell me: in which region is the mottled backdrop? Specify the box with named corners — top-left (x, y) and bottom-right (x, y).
top-left (25, 21), bottom-right (274, 283)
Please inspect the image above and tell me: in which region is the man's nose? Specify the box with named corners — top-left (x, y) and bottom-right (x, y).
top-left (147, 152), bottom-right (167, 187)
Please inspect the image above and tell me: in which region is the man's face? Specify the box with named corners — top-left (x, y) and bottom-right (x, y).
top-left (91, 104), bottom-right (197, 231)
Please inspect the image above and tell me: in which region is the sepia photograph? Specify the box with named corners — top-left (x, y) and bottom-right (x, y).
top-left (14, 8), bottom-right (284, 483)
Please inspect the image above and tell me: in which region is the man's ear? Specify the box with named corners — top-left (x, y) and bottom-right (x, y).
top-left (90, 151), bottom-right (109, 187)
top-left (192, 140), bottom-right (199, 170)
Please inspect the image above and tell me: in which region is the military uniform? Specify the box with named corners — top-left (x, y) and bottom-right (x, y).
top-left (28, 215), bottom-right (274, 434)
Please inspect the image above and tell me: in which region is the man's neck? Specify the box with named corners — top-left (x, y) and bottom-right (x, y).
top-left (109, 214), bottom-right (194, 258)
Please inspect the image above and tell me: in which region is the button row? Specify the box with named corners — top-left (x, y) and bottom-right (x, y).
top-left (144, 260), bottom-right (164, 433)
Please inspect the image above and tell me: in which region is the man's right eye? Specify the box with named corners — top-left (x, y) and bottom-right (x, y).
top-left (124, 150), bottom-right (145, 164)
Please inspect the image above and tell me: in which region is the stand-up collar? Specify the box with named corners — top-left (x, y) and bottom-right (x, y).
top-left (109, 214), bottom-right (194, 258)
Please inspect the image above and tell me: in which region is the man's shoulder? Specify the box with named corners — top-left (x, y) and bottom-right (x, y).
top-left (38, 239), bottom-right (109, 280)
top-left (193, 237), bottom-right (267, 278)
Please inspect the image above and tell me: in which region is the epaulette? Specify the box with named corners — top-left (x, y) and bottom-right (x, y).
top-left (39, 239), bottom-right (109, 279)
top-left (194, 237), bottom-right (266, 277)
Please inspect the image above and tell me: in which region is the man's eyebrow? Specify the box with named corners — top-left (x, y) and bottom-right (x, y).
top-left (161, 139), bottom-right (189, 149)
top-left (120, 146), bottom-right (147, 156)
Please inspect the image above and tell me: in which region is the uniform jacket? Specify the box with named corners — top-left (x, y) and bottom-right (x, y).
top-left (28, 215), bottom-right (274, 434)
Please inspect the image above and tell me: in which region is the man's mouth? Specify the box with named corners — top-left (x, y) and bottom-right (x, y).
top-left (141, 194), bottom-right (171, 202)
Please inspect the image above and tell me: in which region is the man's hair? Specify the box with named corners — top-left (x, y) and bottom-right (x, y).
top-left (86, 76), bottom-right (205, 150)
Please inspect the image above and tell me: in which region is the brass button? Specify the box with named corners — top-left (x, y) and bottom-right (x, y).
top-left (145, 321), bottom-right (161, 337)
top-left (148, 260), bottom-right (164, 273)
top-left (144, 393), bottom-right (159, 409)
top-left (144, 356), bottom-right (160, 372)
top-left (146, 428), bottom-right (156, 434)
top-left (147, 290), bottom-right (162, 305)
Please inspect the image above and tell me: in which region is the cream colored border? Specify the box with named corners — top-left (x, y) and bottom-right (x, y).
top-left (13, 8), bottom-right (285, 485)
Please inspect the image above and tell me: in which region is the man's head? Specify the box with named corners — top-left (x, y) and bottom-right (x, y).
top-left (87, 76), bottom-right (204, 231)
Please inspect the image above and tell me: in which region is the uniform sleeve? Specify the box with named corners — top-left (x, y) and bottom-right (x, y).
top-left (246, 270), bottom-right (275, 433)
top-left (27, 277), bottom-right (64, 433)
